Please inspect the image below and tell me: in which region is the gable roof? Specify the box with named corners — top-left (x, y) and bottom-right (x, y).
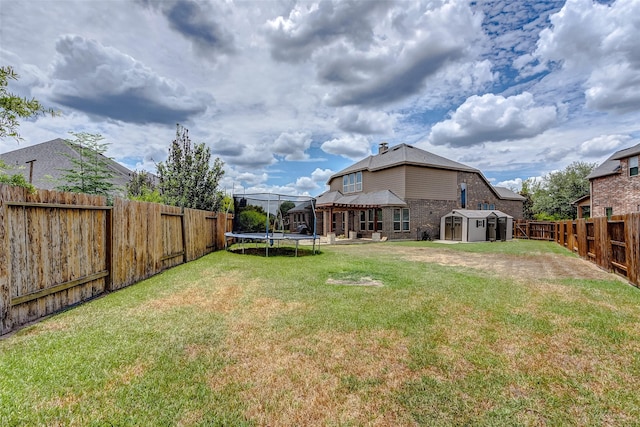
top-left (0, 138), bottom-right (133, 193)
top-left (445, 209), bottom-right (513, 219)
top-left (587, 142), bottom-right (640, 180)
top-left (331, 143), bottom-right (478, 180)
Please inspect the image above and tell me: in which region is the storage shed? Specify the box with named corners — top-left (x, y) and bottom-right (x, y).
top-left (440, 210), bottom-right (513, 242)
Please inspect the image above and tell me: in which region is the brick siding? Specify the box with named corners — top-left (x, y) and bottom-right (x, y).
top-left (591, 158), bottom-right (640, 216)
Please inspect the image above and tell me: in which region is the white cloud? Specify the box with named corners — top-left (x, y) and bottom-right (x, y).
top-left (428, 92), bottom-right (557, 147)
top-left (495, 177), bottom-right (523, 191)
top-left (321, 135), bottom-right (371, 160)
top-left (336, 108), bottom-right (396, 135)
top-left (528, 0), bottom-right (640, 113)
top-left (273, 131), bottom-right (312, 161)
top-left (579, 134), bottom-right (632, 158)
top-left (40, 35), bottom-right (212, 124)
top-left (310, 167), bottom-right (334, 184)
top-left (295, 176), bottom-right (318, 192)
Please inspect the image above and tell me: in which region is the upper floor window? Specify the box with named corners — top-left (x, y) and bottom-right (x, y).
top-left (342, 171), bottom-right (362, 193)
top-left (630, 156), bottom-right (638, 176)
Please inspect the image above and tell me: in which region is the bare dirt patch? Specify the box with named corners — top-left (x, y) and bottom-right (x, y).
top-left (401, 248), bottom-right (615, 283)
top-left (326, 276), bottom-right (383, 287)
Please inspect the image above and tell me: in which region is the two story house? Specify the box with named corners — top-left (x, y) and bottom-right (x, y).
top-left (315, 143), bottom-right (524, 240)
top-left (586, 142), bottom-right (640, 217)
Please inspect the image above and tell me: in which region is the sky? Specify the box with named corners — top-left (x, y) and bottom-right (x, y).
top-left (1, 0), bottom-right (639, 197)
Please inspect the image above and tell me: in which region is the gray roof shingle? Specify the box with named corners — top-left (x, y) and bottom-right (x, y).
top-left (331, 143), bottom-right (478, 179)
top-left (0, 138), bottom-right (133, 193)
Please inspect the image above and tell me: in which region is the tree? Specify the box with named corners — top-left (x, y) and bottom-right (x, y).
top-left (1, 65), bottom-right (56, 141)
top-left (0, 159), bottom-right (36, 192)
top-left (156, 124), bottom-right (225, 211)
top-left (56, 132), bottom-right (115, 197)
top-left (126, 170), bottom-right (162, 203)
top-left (279, 200), bottom-right (295, 216)
top-left (519, 179), bottom-right (536, 220)
top-left (528, 161), bottom-right (596, 220)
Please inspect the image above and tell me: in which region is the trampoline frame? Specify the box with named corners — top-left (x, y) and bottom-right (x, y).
top-left (225, 192), bottom-right (319, 257)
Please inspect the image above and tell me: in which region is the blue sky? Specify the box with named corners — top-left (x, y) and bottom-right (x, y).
top-left (1, 0), bottom-right (639, 196)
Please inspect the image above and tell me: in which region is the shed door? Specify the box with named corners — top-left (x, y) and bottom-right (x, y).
top-left (445, 216), bottom-right (462, 241)
top-left (487, 218), bottom-right (497, 241)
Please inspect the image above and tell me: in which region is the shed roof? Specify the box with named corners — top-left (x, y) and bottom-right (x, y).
top-left (445, 209), bottom-right (513, 219)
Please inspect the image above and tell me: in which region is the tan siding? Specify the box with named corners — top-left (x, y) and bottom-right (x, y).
top-left (329, 177), bottom-right (342, 192)
top-left (363, 167), bottom-right (405, 198)
top-left (405, 166), bottom-right (457, 200)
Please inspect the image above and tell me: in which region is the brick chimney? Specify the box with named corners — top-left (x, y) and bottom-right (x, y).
top-left (378, 142), bottom-right (389, 154)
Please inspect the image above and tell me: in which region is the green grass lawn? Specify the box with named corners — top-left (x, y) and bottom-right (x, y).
top-left (2, 240), bottom-right (640, 426)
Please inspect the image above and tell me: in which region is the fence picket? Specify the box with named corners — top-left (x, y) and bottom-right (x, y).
top-left (0, 184), bottom-right (231, 334)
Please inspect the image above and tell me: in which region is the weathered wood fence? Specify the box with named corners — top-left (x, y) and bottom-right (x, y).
top-left (0, 184), bottom-right (232, 335)
top-left (515, 216), bottom-right (640, 288)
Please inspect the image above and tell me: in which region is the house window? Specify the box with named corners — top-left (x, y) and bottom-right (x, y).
top-left (393, 208), bottom-right (409, 231)
top-left (342, 171), bottom-right (362, 193)
top-left (360, 209), bottom-right (382, 231)
top-left (460, 183), bottom-right (467, 209)
top-left (605, 207), bottom-right (613, 219)
top-left (476, 220), bottom-right (484, 227)
top-left (630, 156), bottom-right (638, 176)
top-left (489, 204), bottom-right (495, 210)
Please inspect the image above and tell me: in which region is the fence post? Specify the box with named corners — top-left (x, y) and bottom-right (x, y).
top-left (0, 186), bottom-right (10, 334)
top-left (181, 207), bottom-right (187, 264)
top-left (105, 205), bottom-right (113, 291)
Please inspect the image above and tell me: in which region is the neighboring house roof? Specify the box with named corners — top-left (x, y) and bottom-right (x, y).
top-left (0, 138), bottom-right (133, 193)
top-left (571, 194), bottom-right (591, 206)
top-left (586, 142), bottom-right (640, 180)
top-left (287, 200), bottom-right (313, 213)
top-left (611, 142), bottom-right (640, 160)
top-left (330, 143), bottom-right (478, 180)
top-left (316, 190), bottom-right (407, 208)
top-left (446, 209), bottom-right (513, 219)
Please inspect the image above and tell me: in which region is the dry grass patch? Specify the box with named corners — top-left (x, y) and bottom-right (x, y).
top-left (139, 278), bottom-right (244, 314)
top-left (209, 294), bottom-right (418, 426)
top-left (211, 328), bottom-right (418, 426)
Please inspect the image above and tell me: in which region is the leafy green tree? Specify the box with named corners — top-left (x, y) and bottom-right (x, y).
top-left (56, 132), bottom-right (116, 197)
top-left (126, 170), bottom-right (162, 203)
top-left (519, 179), bottom-right (536, 220)
top-left (156, 124), bottom-right (225, 211)
top-left (238, 208), bottom-right (267, 232)
top-left (279, 200), bottom-right (295, 216)
top-left (528, 161), bottom-right (596, 220)
top-left (1, 65), bottom-right (56, 141)
top-left (0, 159), bottom-right (36, 192)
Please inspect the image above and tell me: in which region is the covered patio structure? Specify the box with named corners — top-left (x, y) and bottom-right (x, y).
top-left (315, 190), bottom-right (406, 239)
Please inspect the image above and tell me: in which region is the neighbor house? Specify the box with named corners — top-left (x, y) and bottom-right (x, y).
top-left (0, 138), bottom-right (133, 196)
top-left (315, 143), bottom-right (524, 240)
top-left (586, 142), bottom-right (640, 217)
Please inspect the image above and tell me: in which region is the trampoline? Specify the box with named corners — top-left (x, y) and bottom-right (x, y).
top-left (224, 192), bottom-right (319, 257)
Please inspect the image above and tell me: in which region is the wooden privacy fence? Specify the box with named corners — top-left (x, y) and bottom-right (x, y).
top-left (516, 216), bottom-right (640, 288)
top-left (556, 214), bottom-right (640, 287)
top-left (0, 184), bottom-right (232, 335)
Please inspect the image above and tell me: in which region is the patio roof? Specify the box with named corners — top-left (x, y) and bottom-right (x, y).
top-left (316, 190), bottom-right (407, 209)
